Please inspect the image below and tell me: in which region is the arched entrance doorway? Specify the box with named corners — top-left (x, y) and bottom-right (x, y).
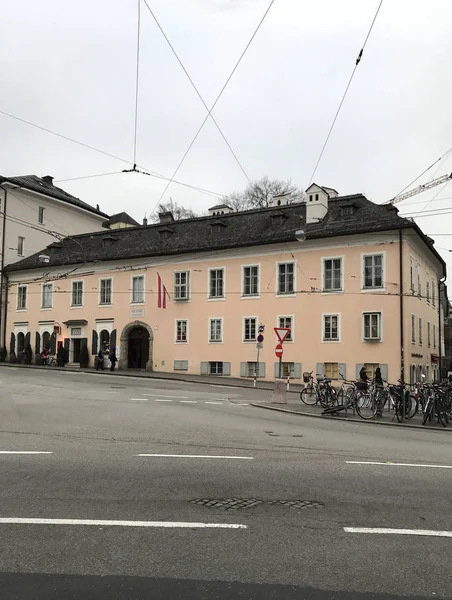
top-left (119, 320), bottom-right (153, 371)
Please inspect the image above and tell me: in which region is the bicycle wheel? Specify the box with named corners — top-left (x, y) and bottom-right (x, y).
top-left (422, 400), bottom-right (433, 425)
top-left (396, 398), bottom-right (404, 423)
top-left (355, 392), bottom-right (376, 420)
top-left (300, 385), bottom-right (317, 405)
top-left (319, 387), bottom-right (335, 409)
top-left (406, 395), bottom-right (418, 420)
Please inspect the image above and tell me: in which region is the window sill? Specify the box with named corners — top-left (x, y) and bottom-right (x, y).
top-left (175, 341), bottom-right (188, 344)
top-left (363, 338), bottom-right (381, 343)
top-left (70, 305), bottom-right (84, 309)
top-left (16, 309), bottom-right (27, 312)
top-left (41, 307), bottom-right (53, 311)
top-left (174, 298), bottom-right (190, 302)
top-left (321, 289), bottom-right (343, 295)
top-left (243, 339), bottom-right (257, 343)
top-left (241, 295), bottom-right (260, 300)
top-left (208, 341), bottom-right (223, 344)
top-left (99, 303), bottom-right (113, 307)
top-left (322, 339), bottom-right (340, 343)
top-left (361, 287), bottom-right (385, 293)
top-left (208, 297), bottom-right (225, 302)
top-left (276, 293), bottom-right (296, 298)
top-left (130, 301), bottom-right (145, 305)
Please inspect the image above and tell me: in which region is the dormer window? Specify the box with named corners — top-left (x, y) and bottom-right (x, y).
top-left (341, 205), bottom-right (355, 217)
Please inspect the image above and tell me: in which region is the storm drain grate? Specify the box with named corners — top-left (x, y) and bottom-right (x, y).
top-left (190, 498), bottom-right (323, 510)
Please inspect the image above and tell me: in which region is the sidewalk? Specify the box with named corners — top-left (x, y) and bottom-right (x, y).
top-left (251, 398), bottom-right (452, 431)
top-left (0, 362), bottom-right (304, 394)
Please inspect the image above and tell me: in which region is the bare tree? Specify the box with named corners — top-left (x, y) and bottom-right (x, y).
top-left (151, 199), bottom-right (198, 222)
top-left (224, 176), bottom-right (304, 210)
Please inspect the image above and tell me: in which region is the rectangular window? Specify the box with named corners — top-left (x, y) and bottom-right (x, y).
top-left (323, 258), bottom-right (342, 291)
top-left (364, 363), bottom-right (380, 379)
top-left (426, 276), bottom-right (430, 303)
top-left (17, 285), bottom-right (27, 310)
top-left (277, 262), bottom-right (295, 294)
top-left (243, 266), bottom-right (259, 296)
top-left (99, 278), bottom-right (112, 305)
top-left (247, 361), bottom-right (258, 377)
top-left (410, 256), bottom-right (414, 290)
top-left (411, 314), bottom-right (416, 344)
top-left (209, 269), bottom-right (224, 299)
top-left (174, 271), bottom-right (190, 300)
top-left (38, 206), bottom-right (45, 224)
top-left (209, 361), bottom-right (223, 375)
top-left (433, 324), bottom-right (436, 349)
top-left (41, 283), bottom-right (53, 308)
top-left (132, 275), bottom-right (144, 303)
top-left (427, 322), bottom-right (431, 347)
top-left (243, 317), bottom-right (257, 341)
top-left (418, 317), bottom-right (422, 345)
top-left (278, 316), bottom-right (293, 341)
top-left (176, 320), bottom-right (188, 343)
top-left (432, 280), bottom-right (435, 306)
top-left (71, 281), bottom-right (83, 306)
top-left (417, 263), bottom-right (421, 296)
top-left (17, 236), bottom-right (24, 256)
top-left (324, 362), bottom-right (339, 379)
top-left (323, 314), bottom-right (339, 341)
top-left (363, 254), bottom-right (383, 288)
top-left (281, 362), bottom-right (295, 378)
top-left (363, 312), bottom-right (381, 340)
top-left (209, 318), bottom-right (223, 343)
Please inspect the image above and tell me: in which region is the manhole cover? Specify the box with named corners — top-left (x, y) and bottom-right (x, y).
top-left (190, 498), bottom-right (263, 510)
top-left (190, 498), bottom-right (323, 510)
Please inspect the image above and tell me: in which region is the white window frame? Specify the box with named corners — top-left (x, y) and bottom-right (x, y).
top-left (321, 256), bottom-right (344, 293)
top-left (175, 319), bottom-right (188, 344)
top-left (426, 272), bottom-right (430, 303)
top-left (131, 274), bottom-right (145, 304)
top-left (174, 270), bottom-right (190, 301)
top-left (209, 361), bottom-right (224, 375)
top-left (38, 206), bottom-right (45, 225)
top-left (362, 312), bottom-right (382, 342)
top-left (417, 263), bottom-right (421, 296)
top-left (409, 255), bottom-right (414, 291)
top-left (208, 267), bottom-right (225, 300)
top-left (41, 283), bottom-right (53, 309)
top-left (71, 280), bottom-right (84, 307)
top-left (241, 264), bottom-right (260, 298)
top-left (17, 236), bottom-right (25, 256)
top-left (243, 316), bottom-right (258, 342)
top-left (209, 318), bottom-right (223, 344)
top-left (322, 313), bottom-right (340, 343)
top-left (277, 315), bottom-right (294, 342)
top-left (418, 317), bottom-right (422, 345)
top-left (276, 261), bottom-right (296, 296)
top-left (17, 284), bottom-right (28, 311)
top-left (411, 313), bottom-right (416, 344)
top-left (432, 279), bottom-right (435, 306)
top-left (99, 278), bottom-right (113, 306)
top-left (361, 252), bottom-right (385, 291)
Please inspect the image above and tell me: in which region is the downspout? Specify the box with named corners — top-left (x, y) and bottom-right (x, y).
top-left (399, 228), bottom-right (405, 382)
top-left (0, 188), bottom-right (7, 349)
top-left (438, 277), bottom-right (446, 381)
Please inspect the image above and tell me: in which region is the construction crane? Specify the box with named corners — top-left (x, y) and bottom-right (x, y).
top-left (389, 173), bottom-right (452, 205)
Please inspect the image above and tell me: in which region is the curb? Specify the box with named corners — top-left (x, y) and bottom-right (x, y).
top-left (250, 402), bottom-right (452, 433)
top-left (0, 363), bottom-right (303, 394)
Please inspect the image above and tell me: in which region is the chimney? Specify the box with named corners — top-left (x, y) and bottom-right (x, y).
top-left (305, 184), bottom-right (332, 224)
top-left (42, 175), bottom-right (53, 185)
top-left (159, 211), bottom-right (174, 224)
top-left (143, 216), bottom-right (148, 226)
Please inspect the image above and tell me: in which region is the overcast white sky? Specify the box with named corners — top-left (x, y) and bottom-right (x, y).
top-left (1, 0), bottom-right (452, 280)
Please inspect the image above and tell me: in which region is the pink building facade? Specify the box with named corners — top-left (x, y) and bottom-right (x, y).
top-left (4, 188), bottom-right (447, 384)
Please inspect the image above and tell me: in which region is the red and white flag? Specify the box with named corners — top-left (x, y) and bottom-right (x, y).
top-left (157, 273), bottom-right (167, 309)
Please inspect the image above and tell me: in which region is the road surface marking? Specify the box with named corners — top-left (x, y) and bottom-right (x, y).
top-left (154, 399), bottom-right (173, 402)
top-left (0, 518), bottom-right (246, 529)
top-left (0, 451), bottom-right (52, 455)
top-left (130, 398), bottom-right (148, 401)
top-left (235, 403), bottom-right (249, 406)
top-left (180, 400), bottom-right (198, 403)
top-left (344, 527), bottom-right (452, 538)
top-left (205, 401), bottom-right (223, 405)
top-left (135, 454), bottom-right (254, 460)
top-left (346, 461), bottom-right (452, 469)
top-left (143, 394), bottom-right (188, 399)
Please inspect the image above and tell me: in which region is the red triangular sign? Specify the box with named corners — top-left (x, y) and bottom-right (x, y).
top-left (274, 327), bottom-right (290, 343)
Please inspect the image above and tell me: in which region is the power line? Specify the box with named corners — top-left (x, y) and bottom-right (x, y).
top-left (410, 180), bottom-right (452, 220)
top-left (308, 0), bottom-right (384, 185)
top-left (54, 172), bottom-right (124, 183)
top-left (151, 0), bottom-right (276, 211)
top-left (133, 0), bottom-right (141, 165)
top-left (142, 0), bottom-right (251, 185)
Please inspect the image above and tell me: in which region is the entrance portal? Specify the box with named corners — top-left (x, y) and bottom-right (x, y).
top-left (127, 326), bottom-right (150, 369)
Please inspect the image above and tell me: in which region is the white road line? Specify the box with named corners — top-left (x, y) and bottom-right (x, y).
top-left (180, 400), bottom-right (198, 403)
top-left (0, 518), bottom-right (246, 530)
top-left (234, 403), bottom-right (249, 406)
top-left (205, 401), bottom-right (223, 405)
top-left (0, 451), bottom-right (52, 455)
top-left (346, 461), bottom-right (452, 469)
top-left (143, 394), bottom-right (188, 399)
top-left (135, 454), bottom-right (254, 460)
top-left (344, 527), bottom-right (452, 538)
top-left (154, 399), bottom-right (173, 402)
top-left (130, 398), bottom-right (148, 401)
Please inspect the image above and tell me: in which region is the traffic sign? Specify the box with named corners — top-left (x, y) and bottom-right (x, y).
top-left (275, 343), bottom-right (283, 358)
top-left (257, 334), bottom-right (264, 343)
top-left (258, 324), bottom-right (265, 333)
top-left (274, 327), bottom-right (290, 344)
top-left (256, 342), bottom-right (263, 350)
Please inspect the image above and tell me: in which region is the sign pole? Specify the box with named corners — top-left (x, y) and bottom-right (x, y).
top-left (255, 345), bottom-right (260, 388)
top-left (279, 355), bottom-right (282, 379)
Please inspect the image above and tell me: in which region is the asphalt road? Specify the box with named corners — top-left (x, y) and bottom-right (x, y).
top-left (1, 367), bottom-right (451, 599)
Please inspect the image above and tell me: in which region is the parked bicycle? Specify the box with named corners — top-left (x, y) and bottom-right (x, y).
top-left (300, 371), bottom-right (337, 408)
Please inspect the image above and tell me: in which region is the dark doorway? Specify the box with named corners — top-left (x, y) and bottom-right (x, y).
top-left (128, 326), bottom-right (150, 369)
top-left (72, 339), bottom-right (82, 363)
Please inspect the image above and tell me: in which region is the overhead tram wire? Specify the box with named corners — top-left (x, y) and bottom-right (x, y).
top-left (133, 0), bottom-right (141, 167)
top-left (0, 109), bottom-right (224, 199)
top-left (308, 0), bottom-right (384, 186)
top-left (150, 0), bottom-right (277, 213)
top-left (141, 0), bottom-right (250, 184)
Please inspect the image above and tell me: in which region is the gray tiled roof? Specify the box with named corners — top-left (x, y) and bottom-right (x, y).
top-left (6, 193), bottom-right (446, 274)
top-left (0, 175), bottom-right (109, 218)
top-left (109, 212), bottom-right (140, 226)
